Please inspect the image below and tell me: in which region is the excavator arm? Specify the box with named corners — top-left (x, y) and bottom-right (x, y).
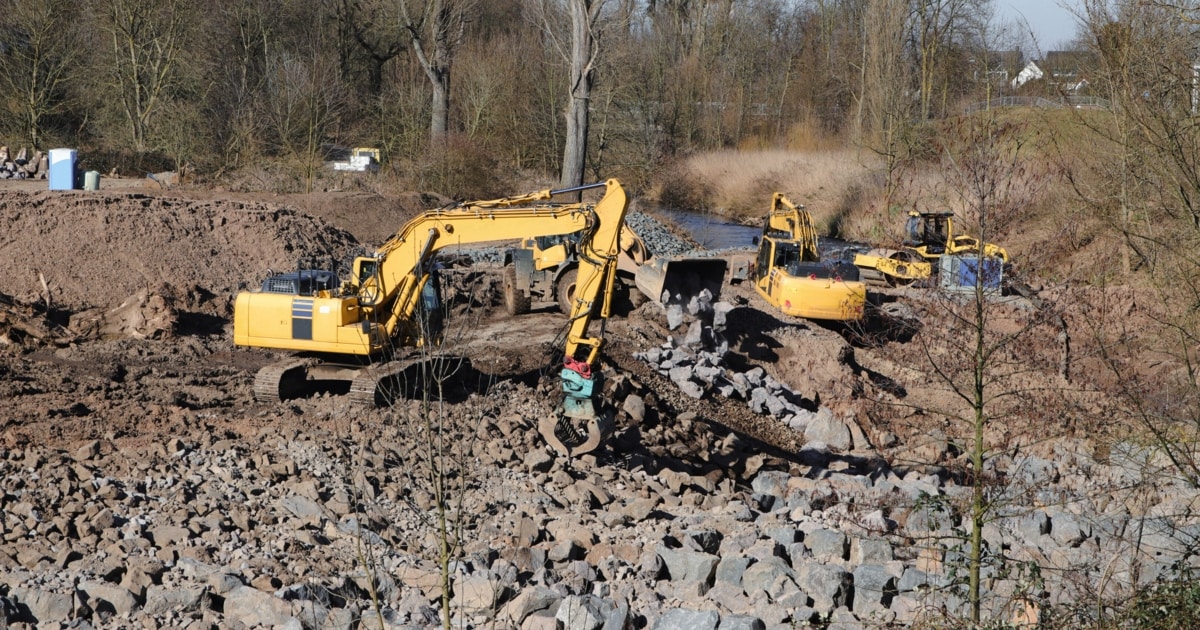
top-left (766, 193), bottom-right (820, 261)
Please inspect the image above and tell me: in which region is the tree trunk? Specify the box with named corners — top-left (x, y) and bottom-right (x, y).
top-left (431, 68), bottom-right (450, 140)
top-left (560, 0), bottom-right (595, 194)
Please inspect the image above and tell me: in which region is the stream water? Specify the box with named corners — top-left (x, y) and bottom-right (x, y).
top-left (659, 207), bottom-right (859, 260)
top-left (656, 209), bottom-right (761, 251)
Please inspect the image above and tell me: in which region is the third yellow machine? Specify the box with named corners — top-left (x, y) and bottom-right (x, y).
top-left (852, 210), bottom-right (1009, 285)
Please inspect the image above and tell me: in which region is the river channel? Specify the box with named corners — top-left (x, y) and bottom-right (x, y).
top-left (658, 207), bottom-right (859, 261)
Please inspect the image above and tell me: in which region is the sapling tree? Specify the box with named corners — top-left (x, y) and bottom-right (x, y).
top-left (877, 112), bottom-right (1067, 624)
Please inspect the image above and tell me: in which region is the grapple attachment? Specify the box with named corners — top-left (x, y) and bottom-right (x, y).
top-left (539, 357), bottom-right (615, 458)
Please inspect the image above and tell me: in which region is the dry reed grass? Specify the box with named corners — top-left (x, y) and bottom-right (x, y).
top-left (673, 148), bottom-right (883, 228)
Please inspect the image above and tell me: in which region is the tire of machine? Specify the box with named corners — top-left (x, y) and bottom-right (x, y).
top-left (503, 265), bottom-right (531, 316)
top-left (556, 267), bottom-right (579, 315)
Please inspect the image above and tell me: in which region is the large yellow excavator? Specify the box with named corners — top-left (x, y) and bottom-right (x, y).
top-left (752, 193), bottom-right (866, 321)
top-left (233, 180), bottom-right (633, 456)
top-left (853, 210), bottom-right (1008, 285)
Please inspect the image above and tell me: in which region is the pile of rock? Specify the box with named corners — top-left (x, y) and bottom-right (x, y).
top-left (635, 291), bottom-right (865, 455)
top-left (0, 146), bottom-right (46, 179)
top-left (3, 406), bottom-right (1198, 630)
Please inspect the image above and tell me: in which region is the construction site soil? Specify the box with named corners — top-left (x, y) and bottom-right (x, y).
top-left (0, 179), bottom-right (818, 452)
top-left (0, 175), bottom-right (1137, 466)
top-left (0, 177), bottom-right (1173, 628)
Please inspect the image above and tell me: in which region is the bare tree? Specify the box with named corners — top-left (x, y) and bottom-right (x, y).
top-left (264, 47), bottom-right (344, 193)
top-left (332, 0), bottom-right (406, 98)
top-left (909, 0), bottom-right (977, 120)
top-left (95, 0), bottom-right (191, 152)
top-left (1074, 0), bottom-right (1200, 487)
top-left (400, 0), bottom-right (472, 143)
top-left (0, 0), bottom-right (83, 147)
top-left (858, 0), bottom-right (913, 207)
top-left (880, 114), bottom-right (1058, 625)
top-left (201, 1), bottom-right (278, 172)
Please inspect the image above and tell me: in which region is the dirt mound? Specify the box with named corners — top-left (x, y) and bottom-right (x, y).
top-left (0, 190), bottom-right (361, 310)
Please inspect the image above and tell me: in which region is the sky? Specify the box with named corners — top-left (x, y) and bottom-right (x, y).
top-left (997, 0), bottom-right (1083, 52)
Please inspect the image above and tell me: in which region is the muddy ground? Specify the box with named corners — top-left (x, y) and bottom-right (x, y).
top-left (0, 179), bottom-right (838, 455)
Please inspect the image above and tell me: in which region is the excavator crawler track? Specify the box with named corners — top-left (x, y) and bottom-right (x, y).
top-left (253, 358), bottom-right (316, 403)
top-left (348, 358), bottom-right (421, 408)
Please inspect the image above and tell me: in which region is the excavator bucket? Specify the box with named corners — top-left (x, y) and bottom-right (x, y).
top-left (634, 256), bottom-right (729, 306)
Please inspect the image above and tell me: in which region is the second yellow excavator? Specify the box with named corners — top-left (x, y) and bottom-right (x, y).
top-left (752, 193), bottom-right (866, 321)
top-left (500, 224), bottom-right (727, 316)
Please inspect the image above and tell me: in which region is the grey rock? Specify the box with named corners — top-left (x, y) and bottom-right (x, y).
top-left (851, 564), bottom-right (896, 615)
top-left (1011, 509), bottom-right (1050, 544)
top-left (11, 586), bottom-right (74, 624)
top-left (666, 304), bottom-right (685, 330)
top-left (144, 585), bottom-right (206, 616)
top-left (208, 572), bottom-right (244, 595)
top-left (668, 365), bottom-right (695, 385)
top-left (1048, 509), bottom-right (1091, 548)
top-left (806, 528), bottom-right (848, 562)
top-left (149, 524), bottom-right (192, 547)
top-left (897, 567), bottom-right (938, 592)
top-left (678, 379), bottom-right (705, 399)
top-left (904, 502), bottom-right (955, 534)
top-left (797, 442), bottom-right (831, 467)
top-left (751, 470), bottom-right (791, 501)
top-left (623, 395), bottom-right (646, 423)
top-left (718, 614), bottom-right (765, 630)
top-left (713, 302), bottom-right (734, 328)
top-left (653, 608), bottom-right (720, 630)
top-left (749, 387), bottom-right (770, 414)
top-left (601, 600), bottom-right (630, 630)
top-left (715, 556), bottom-right (752, 587)
top-left (326, 606), bottom-right (357, 630)
top-left (682, 529), bottom-right (723, 554)
top-left (556, 595), bottom-right (605, 630)
top-left (501, 585), bottom-right (561, 624)
top-left (849, 537), bottom-right (893, 564)
top-left (741, 556), bottom-right (796, 598)
top-left (657, 546), bottom-right (719, 584)
top-left (795, 562), bottom-right (852, 613)
top-left (803, 410), bottom-right (852, 452)
top-left (525, 449), bottom-right (554, 473)
top-left (223, 585), bottom-right (300, 628)
top-left (764, 526), bottom-right (799, 546)
top-left (78, 581), bottom-right (139, 617)
top-left (279, 494), bottom-right (327, 525)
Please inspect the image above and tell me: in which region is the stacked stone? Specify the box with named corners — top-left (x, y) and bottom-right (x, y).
top-left (3, 425), bottom-right (1200, 629)
top-left (0, 146), bottom-right (45, 179)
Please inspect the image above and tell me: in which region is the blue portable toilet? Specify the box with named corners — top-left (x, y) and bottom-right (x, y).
top-left (48, 148), bottom-right (77, 190)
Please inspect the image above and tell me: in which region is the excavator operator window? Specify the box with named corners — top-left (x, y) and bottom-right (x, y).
top-left (776, 243), bottom-right (802, 276)
top-left (926, 218), bottom-right (947, 245)
top-left (922, 217), bottom-right (948, 253)
top-left (357, 260), bottom-right (378, 286)
top-left (535, 232), bottom-right (579, 251)
top-left (755, 240), bottom-right (772, 281)
top-left (904, 215), bottom-right (922, 246)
